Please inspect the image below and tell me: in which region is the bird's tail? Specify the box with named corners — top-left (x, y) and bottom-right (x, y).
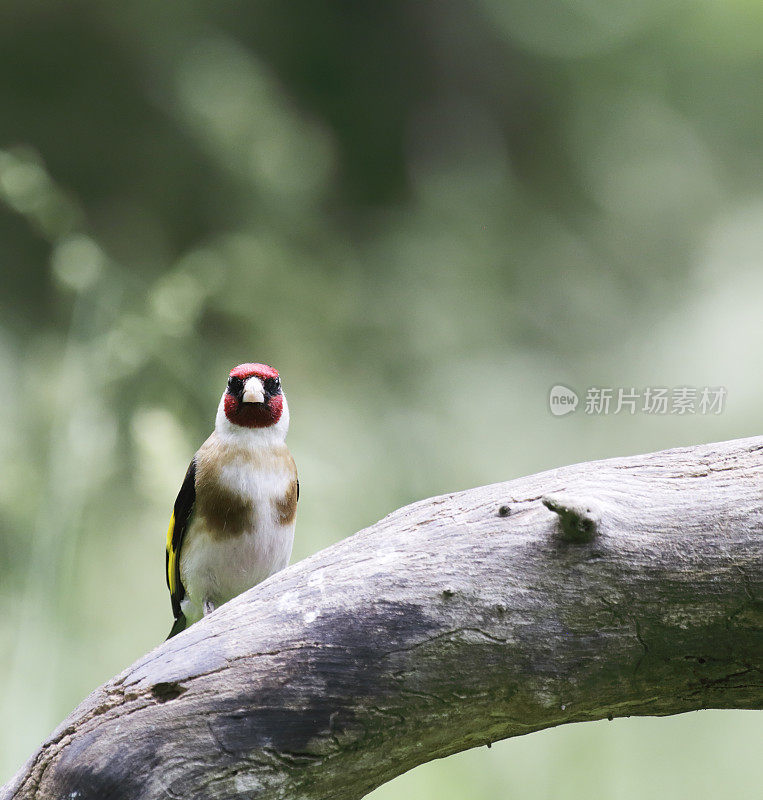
top-left (166, 613), bottom-right (187, 640)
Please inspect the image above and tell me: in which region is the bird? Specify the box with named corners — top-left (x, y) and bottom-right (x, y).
top-left (165, 362), bottom-right (298, 639)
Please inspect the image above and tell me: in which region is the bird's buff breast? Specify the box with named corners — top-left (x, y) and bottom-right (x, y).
top-left (179, 455), bottom-right (296, 624)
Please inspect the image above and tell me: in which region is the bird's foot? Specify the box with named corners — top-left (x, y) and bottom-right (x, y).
top-left (203, 599), bottom-right (216, 616)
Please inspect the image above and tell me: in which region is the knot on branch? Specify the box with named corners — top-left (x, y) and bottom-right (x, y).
top-left (542, 493), bottom-right (601, 542)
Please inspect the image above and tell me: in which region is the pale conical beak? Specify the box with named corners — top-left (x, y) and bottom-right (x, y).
top-left (242, 376), bottom-right (265, 404)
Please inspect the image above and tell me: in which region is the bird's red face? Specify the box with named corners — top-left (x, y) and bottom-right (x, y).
top-left (223, 363), bottom-right (284, 428)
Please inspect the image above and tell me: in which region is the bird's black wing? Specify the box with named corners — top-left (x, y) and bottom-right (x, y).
top-left (165, 458), bottom-right (196, 633)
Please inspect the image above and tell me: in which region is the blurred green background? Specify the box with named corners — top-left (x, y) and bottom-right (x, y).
top-left (0, 0), bottom-right (761, 796)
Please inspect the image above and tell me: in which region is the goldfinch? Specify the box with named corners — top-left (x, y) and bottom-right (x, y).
top-left (165, 362), bottom-right (298, 638)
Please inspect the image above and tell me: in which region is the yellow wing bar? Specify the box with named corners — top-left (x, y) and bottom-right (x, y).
top-left (166, 512), bottom-right (177, 596)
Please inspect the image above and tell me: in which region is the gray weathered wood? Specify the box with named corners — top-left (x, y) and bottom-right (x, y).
top-left (3, 436), bottom-right (762, 800)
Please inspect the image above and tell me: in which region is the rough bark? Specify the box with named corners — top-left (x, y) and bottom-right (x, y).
top-left (3, 437), bottom-right (762, 800)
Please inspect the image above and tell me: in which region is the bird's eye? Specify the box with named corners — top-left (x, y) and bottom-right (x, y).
top-left (264, 376), bottom-right (281, 395)
top-left (227, 376), bottom-right (243, 393)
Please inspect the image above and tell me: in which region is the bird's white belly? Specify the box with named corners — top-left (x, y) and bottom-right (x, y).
top-left (179, 464), bottom-right (295, 624)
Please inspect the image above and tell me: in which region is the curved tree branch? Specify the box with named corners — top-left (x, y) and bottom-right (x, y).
top-left (3, 437), bottom-right (762, 800)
